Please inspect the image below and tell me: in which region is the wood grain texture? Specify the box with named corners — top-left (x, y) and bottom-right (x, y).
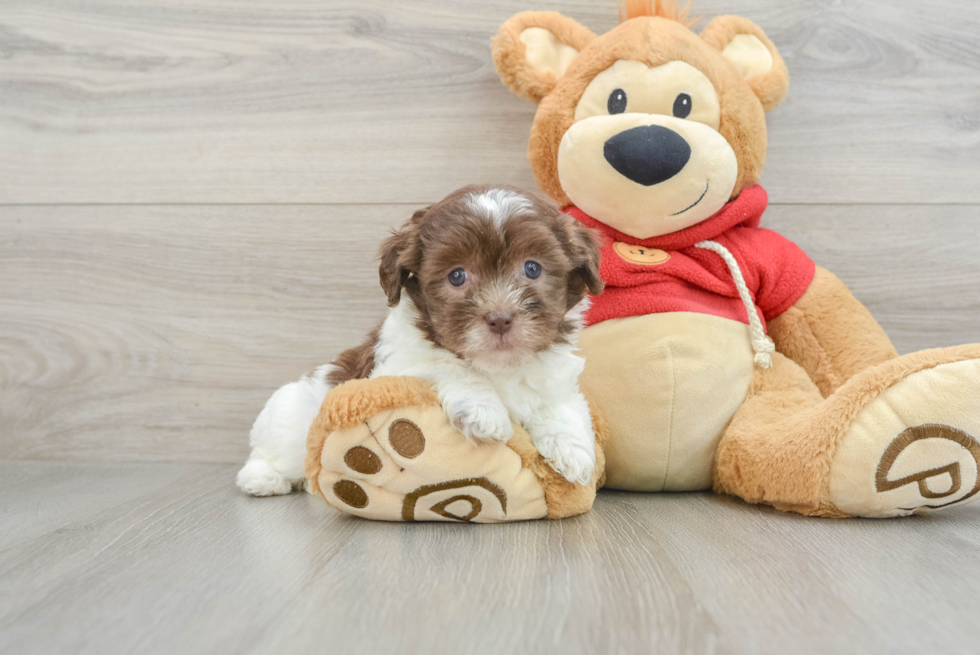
top-left (763, 204), bottom-right (980, 352)
top-left (2, 203), bottom-right (978, 462)
top-left (0, 204), bottom-right (400, 461)
top-left (1, 461), bottom-right (979, 655)
top-left (2, 0), bottom-right (980, 204)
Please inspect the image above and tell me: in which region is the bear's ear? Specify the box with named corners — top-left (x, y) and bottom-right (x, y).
top-left (492, 11), bottom-right (596, 104)
top-left (700, 15), bottom-right (789, 112)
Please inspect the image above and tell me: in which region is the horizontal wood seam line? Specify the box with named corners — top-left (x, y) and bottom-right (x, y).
top-left (2, 202), bottom-right (980, 208)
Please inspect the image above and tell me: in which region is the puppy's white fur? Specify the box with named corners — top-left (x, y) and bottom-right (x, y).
top-left (465, 188), bottom-right (533, 226)
top-left (235, 364), bottom-right (333, 496)
top-left (236, 297), bottom-right (596, 496)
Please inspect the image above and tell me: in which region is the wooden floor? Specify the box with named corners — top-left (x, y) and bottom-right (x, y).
top-left (1, 461), bottom-right (979, 655)
top-left (3, 0), bottom-right (980, 653)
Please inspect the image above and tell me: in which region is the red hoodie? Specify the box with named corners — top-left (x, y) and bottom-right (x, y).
top-left (565, 185), bottom-right (815, 331)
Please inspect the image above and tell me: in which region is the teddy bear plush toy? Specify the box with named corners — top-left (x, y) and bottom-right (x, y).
top-left (306, 1), bottom-right (980, 522)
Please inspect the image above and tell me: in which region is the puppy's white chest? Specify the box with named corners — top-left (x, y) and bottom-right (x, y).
top-left (482, 359), bottom-right (568, 426)
top-left (490, 378), bottom-right (542, 426)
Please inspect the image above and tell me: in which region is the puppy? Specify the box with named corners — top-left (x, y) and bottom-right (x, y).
top-left (236, 184), bottom-right (604, 496)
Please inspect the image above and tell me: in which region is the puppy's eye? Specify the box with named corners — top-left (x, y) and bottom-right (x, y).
top-left (448, 268), bottom-right (467, 287)
top-left (607, 88), bottom-right (627, 115)
top-left (673, 93), bottom-right (692, 119)
top-left (523, 261), bottom-right (542, 279)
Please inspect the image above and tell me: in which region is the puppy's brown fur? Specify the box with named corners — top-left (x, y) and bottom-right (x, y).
top-left (327, 185), bottom-right (603, 387)
top-left (326, 326), bottom-right (380, 386)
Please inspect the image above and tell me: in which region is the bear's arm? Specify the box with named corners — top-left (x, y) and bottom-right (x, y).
top-left (767, 266), bottom-right (898, 397)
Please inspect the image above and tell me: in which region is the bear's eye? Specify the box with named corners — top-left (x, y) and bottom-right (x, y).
top-left (673, 93), bottom-right (692, 119)
top-left (448, 268), bottom-right (467, 287)
top-left (607, 88), bottom-right (628, 115)
top-left (523, 261), bottom-right (542, 279)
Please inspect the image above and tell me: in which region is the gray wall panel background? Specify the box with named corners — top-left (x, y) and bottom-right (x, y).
top-left (2, 0), bottom-right (979, 461)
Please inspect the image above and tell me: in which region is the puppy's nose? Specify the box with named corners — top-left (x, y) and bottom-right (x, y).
top-left (485, 312), bottom-right (514, 336)
top-left (603, 125), bottom-right (691, 186)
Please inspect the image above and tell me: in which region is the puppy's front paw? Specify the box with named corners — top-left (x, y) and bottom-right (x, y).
top-left (534, 436), bottom-right (596, 486)
top-left (444, 397), bottom-right (514, 443)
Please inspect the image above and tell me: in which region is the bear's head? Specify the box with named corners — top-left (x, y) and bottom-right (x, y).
top-left (492, 1), bottom-right (789, 239)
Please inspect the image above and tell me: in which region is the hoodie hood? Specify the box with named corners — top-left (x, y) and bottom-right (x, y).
top-left (563, 185), bottom-right (769, 251)
top-left (560, 183), bottom-right (815, 356)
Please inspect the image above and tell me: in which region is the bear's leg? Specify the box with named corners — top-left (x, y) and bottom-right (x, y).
top-left (767, 267), bottom-right (900, 397)
top-left (305, 376), bottom-right (606, 522)
top-left (715, 346), bottom-right (980, 518)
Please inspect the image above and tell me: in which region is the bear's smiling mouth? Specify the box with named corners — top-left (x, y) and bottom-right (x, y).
top-left (670, 180), bottom-right (710, 216)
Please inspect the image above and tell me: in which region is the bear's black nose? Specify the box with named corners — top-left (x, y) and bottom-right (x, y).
top-left (603, 125), bottom-right (691, 186)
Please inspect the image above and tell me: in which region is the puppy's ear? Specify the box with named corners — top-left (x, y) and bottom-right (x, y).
top-left (700, 15), bottom-right (789, 112)
top-left (562, 217), bottom-right (604, 308)
top-left (492, 11), bottom-right (596, 104)
top-left (378, 208), bottom-right (426, 307)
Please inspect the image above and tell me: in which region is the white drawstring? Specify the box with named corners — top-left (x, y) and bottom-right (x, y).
top-left (694, 240), bottom-right (775, 369)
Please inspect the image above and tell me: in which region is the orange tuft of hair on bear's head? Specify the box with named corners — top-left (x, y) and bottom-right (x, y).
top-left (617, 0), bottom-right (699, 27)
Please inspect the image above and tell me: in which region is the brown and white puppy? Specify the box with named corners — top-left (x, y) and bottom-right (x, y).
top-left (236, 185), bottom-right (603, 496)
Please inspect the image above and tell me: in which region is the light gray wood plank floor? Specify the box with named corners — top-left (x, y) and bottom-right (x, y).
top-left (1, 461), bottom-right (979, 655)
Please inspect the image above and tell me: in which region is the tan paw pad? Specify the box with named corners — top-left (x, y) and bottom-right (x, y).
top-left (830, 358), bottom-right (980, 517)
top-left (313, 403), bottom-right (547, 522)
top-left (875, 424), bottom-right (980, 509)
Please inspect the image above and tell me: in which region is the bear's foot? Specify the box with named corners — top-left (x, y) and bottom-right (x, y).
top-left (306, 376), bottom-right (603, 522)
top-left (829, 349), bottom-right (980, 517)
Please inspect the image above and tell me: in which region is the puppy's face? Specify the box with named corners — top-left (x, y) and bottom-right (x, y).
top-left (379, 185), bottom-right (603, 364)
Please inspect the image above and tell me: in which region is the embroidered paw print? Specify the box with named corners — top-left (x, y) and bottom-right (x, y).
top-left (312, 405), bottom-right (547, 522)
top-left (829, 356), bottom-right (980, 517)
top-left (874, 424), bottom-right (980, 511)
